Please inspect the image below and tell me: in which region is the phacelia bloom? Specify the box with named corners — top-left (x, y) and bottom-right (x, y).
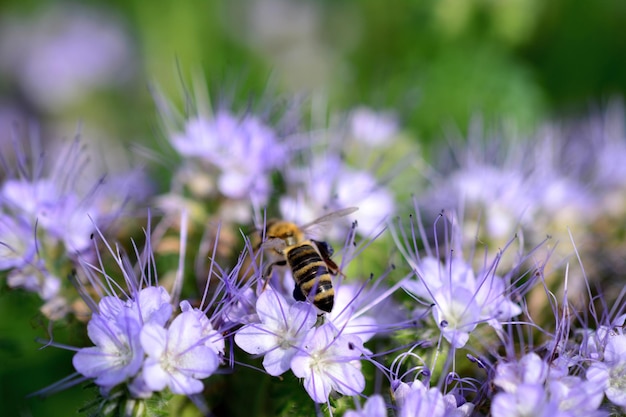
top-left (141, 301), bottom-right (222, 395)
top-left (0, 137), bottom-right (146, 306)
top-left (169, 110), bottom-right (287, 204)
top-left (329, 280), bottom-right (404, 343)
top-left (279, 154), bottom-right (394, 237)
top-left (492, 352), bottom-right (606, 417)
top-left (491, 383), bottom-right (560, 417)
top-left (393, 380), bottom-right (474, 417)
top-left (395, 209), bottom-right (525, 348)
top-left (73, 302), bottom-right (146, 390)
top-left (344, 394), bottom-right (387, 417)
top-left (401, 254), bottom-right (521, 348)
top-left (349, 107), bottom-right (398, 147)
top-left (234, 288), bottom-right (317, 376)
top-left (587, 332), bottom-right (626, 407)
top-left (290, 323), bottom-right (366, 403)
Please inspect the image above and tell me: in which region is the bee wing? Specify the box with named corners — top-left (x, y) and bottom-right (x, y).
top-left (299, 207), bottom-right (359, 234)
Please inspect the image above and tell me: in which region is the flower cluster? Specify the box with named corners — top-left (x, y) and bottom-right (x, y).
top-left (10, 81), bottom-right (626, 417)
top-left (234, 289), bottom-right (367, 403)
top-left (0, 135), bottom-right (145, 318)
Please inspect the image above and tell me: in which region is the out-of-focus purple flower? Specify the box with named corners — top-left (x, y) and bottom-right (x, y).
top-left (2, 178), bottom-right (99, 252)
top-left (170, 111), bottom-right (286, 204)
top-left (344, 394), bottom-right (387, 417)
top-left (0, 136), bottom-right (148, 305)
top-left (0, 214), bottom-right (36, 271)
top-left (493, 352), bottom-right (548, 393)
top-left (141, 304), bottom-right (221, 395)
top-left (280, 154), bottom-right (394, 237)
top-left (290, 323), bottom-right (366, 403)
top-left (234, 288), bottom-right (317, 376)
top-left (0, 5), bottom-right (134, 110)
top-left (349, 107), bottom-right (398, 146)
top-left (394, 380), bottom-right (474, 417)
top-left (491, 383), bottom-right (560, 417)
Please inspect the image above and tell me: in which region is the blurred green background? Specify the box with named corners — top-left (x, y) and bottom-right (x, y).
top-left (1, 0), bottom-right (626, 415)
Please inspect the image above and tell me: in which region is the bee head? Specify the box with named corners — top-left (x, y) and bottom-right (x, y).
top-left (265, 220), bottom-right (304, 247)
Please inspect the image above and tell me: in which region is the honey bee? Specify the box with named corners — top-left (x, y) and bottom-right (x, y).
top-left (260, 207), bottom-right (358, 313)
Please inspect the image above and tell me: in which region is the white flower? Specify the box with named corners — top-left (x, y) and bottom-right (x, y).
top-left (290, 323), bottom-right (366, 403)
top-left (234, 289), bottom-right (316, 376)
top-left (141, 308), bottom-right (220, 395)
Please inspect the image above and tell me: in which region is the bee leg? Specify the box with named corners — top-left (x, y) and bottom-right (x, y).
top-left (292, 284), bottom-right (306, 302)
top-left (262, 260), bottom-right (287, 291)
top-left (312, 239), bottom-right (334, 257)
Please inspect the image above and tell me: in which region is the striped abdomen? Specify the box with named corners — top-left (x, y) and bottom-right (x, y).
top-left (286, 243), bottom-right (334, 313)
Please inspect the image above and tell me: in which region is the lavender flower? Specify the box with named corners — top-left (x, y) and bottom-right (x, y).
top-left (394, 211), bottom-right (524, 348)
top-left (491, 352), bottom-right (606, 417)
top-left (72, 304), bottom-right (146, 391)
top-left (393, 380), bottom-right (474, 417)
top-left (279, 154), bottom-right (394, 237)
top-left (174, 111), bottom-right (285, 201)
top-left (0, 136), bottom-right (145, 315)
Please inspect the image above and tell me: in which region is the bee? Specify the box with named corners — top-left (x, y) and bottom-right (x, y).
top-left (260, 207), bottom-right (358, 313)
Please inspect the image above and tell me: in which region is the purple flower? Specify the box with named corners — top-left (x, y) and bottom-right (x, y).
top-left (169, 110), bottom-right (286, 204)
top-left (73, 309), bottom-right (144, 389)
top-left (279, 154), bottom-right (394, 237)
top-left (141, 305), bottom-right (220, 395)
top-left (493, 352), bottom-right (548, 393)
top-left (290, 323), bottom-right (366, 403)
top-left (345, 394), bottom-right (387, 417)
top-left (491, 383), bottom-right (560, 417)
top-left (395, 211), bottom-right (525, 348)
top-left (587, 333), bottom-right (626, 407)
top-left (394, 380), bottom-right (474, 417)
top-left (349, 107), bottom-right (398, 146)
top-left (235, 288), bottom-right (317, 376)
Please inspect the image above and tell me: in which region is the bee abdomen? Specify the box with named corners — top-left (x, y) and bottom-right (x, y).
top-left (287, 244), bottom-right (334, 312)
top-left (313, 284), bottom-right (334, 312)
